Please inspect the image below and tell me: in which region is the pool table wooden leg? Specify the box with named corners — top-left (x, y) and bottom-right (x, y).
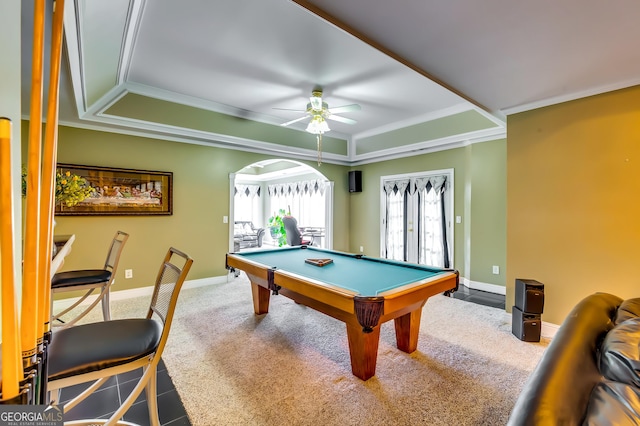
top-left (394, 308), bottom-right (423, 353)
top-left (346, 323), bottom-right (381, 380)
top-left (251, 282), bottom-right (270, 314)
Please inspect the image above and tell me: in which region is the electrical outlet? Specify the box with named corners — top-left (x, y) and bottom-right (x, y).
top-left (492, 265), bottom-right (500, 275)
top-left (125, 269), bottom-right (133, 279)
top-left (359, 246), bottom-right (364, 253)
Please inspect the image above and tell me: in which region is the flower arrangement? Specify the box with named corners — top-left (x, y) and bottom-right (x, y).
top-left (22, 167), bottom-right (95, 207)
top-left (267, 208), bottom-right (288, 247)
top-left (56, 170), bottom-right (95, 206)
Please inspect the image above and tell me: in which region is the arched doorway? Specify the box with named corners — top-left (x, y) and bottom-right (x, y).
top-left (228, 159), bottom-right (334, 252)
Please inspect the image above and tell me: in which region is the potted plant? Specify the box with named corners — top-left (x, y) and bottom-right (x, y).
top-left (267, 208), bottom-right (288, 247)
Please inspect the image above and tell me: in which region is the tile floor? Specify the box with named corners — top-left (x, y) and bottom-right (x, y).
top-left (59, 359), bottom-right (190, 425)
top-left (60, 286), bottom-right (504, 425)
top-left (452, 284), bottom-right (506, 309)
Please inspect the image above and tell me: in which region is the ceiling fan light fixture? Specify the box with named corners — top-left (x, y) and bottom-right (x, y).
top-left (309, 90), bottom-right (323, 111)
top-left (306, 115), bottom-right (330, 134)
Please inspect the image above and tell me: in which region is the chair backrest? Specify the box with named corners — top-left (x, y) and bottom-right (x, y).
top-left (147, 247), bottom-right (193, 352)
top-left (283, 216), bottom-right (302, 246)
top-left (104, 230), bottom-right (129, 272)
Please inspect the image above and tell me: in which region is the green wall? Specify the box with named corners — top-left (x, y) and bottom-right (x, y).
top-left (349, 139), bottom-right (507, 289)
top-left (24, 123), bottom-right (350, 296)
top-left (470, 140), bottom-right (507, 286)
top-left (21, 123), bottom-right (508, 299)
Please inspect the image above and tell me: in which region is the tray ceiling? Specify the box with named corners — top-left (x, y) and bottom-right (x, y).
top-left (20, 0), bottom-right (640, 165)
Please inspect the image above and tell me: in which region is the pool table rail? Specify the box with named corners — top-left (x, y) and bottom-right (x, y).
top-left (225, 250), bottom-right (459, 380)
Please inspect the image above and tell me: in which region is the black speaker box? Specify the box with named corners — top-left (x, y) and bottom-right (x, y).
top-left (349, 170), bottom-right (362, 193)
top-left (515, 278), bottom-right (544, 314)
top-left (512, 306), bottom-right (541, 342)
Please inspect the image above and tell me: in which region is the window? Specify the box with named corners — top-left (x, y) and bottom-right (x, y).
top-left (268, 179), bottom-right (327, 228)
top-left (381, 170), bottom-right (453, 267)
top-left (234, 184), bottom-right (261, 224)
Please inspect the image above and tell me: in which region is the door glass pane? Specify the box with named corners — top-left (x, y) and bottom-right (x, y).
top-left (386, 189), bottom-right (405, 261)
top-left (418, 186), bottom-right (444, 267)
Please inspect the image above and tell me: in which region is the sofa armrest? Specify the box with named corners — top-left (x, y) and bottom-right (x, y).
top-left (508, 293), bottom-right (623, 426)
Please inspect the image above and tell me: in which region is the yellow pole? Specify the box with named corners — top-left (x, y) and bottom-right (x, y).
top-left (38, 0), bottom-right (66, 339)
top-left (0, 118), bottom-right (23, 399)
top-left (22, 0), bottom-right (46, 363)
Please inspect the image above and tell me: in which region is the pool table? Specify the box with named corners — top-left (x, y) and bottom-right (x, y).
top-left (226, 246), bottom-right (458, 380)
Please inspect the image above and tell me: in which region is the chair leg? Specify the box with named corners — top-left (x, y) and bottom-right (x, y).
top-left (146, 365), bottom-right (160, 426)
top-left (101, 284), bottom-right (111, 321)
top-left (51, 288), bottom-right (97, 324)
top-left (53, 288), bottom-right (108, 329)
top-left (53, 377), bottom-right (111, 413)
top-left (104, 363), bottom-right (159, 426)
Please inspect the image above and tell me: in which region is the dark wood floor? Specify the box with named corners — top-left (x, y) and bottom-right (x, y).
top-left (62, 285), bottom-right (504, 425)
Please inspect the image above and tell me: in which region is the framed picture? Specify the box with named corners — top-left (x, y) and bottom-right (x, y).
top-left (55, 164), bottom-right (173, 216)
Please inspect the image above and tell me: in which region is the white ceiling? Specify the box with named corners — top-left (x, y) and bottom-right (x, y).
top-left (20, 0), bottom-right (640, 165)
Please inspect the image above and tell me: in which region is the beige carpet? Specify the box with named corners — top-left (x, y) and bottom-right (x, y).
top-left (87, 275), bottom-right (549, 426)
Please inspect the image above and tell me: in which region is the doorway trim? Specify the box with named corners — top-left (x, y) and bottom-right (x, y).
top-left (228, 160), bottom-right (334, 253)
top-left (379, 168), bottom-right (454, 265)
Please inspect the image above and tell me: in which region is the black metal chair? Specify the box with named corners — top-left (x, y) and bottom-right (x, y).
top-left (282, 216), bottom-right (313, 246)
top-left (51, 231), bottom-right (129, 329)
top-left (47, 247), bottom-right (193, 425)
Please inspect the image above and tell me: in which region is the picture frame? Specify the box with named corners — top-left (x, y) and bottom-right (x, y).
top-left (55, 163), bottom-right (173, 216)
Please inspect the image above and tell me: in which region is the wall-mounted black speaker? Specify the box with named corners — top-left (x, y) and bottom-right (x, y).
top-left (349, 170), bottom-right (362, 193)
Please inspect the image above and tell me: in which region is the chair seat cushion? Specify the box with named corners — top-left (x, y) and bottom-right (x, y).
top-left (48, 318), bottom-right (162, 381)
top-left (52, 269), bottom-right (111, 288)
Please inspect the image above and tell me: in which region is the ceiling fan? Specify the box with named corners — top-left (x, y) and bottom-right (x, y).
top-left (275, 88), bottom-right (360, 166)
top-left (277, 89), bottom-right (361, 134)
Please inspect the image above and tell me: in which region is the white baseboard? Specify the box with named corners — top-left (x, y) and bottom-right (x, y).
top-left (54, 273), bottom-right (561, 340)
top-left (541, 321), bottom-right (560, 339)
top-left (460, 277), bottom-right (506, 295)
top-left (460, 277), bottom-right (559, 339)
top-left (53, 275), bottom-right (227, 310)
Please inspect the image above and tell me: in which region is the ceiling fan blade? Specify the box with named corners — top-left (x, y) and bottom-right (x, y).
top-left (280, 115), bottom-right (309, 126)
top-left (273, 107), bottom-right (307, 112)
top-left (327, 115), bottom-right (357, 125)
top-left (328, 104), bottom-right (361, 114)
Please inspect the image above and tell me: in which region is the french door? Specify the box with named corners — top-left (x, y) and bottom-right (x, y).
top-left (380, 169), bottom-right (453, 267)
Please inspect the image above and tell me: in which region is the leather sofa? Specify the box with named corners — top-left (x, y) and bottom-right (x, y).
top-left (508, 293), bottom-right (640, 425)
top-left (233, 221), bottom-right (265, 251)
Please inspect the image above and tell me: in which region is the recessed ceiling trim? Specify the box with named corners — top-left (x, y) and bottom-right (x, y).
top-left (353, 103), bottom-right (488, 140)
top-left (236, 165), bottom-right (313, 182)
top-left (55, 114), bottom-right (353, 166)
top-left (94, 107), bottom-right (350, 163)
top-left (351, 141), bottom-right (470, 166)
top-left (63, 0), bottom-right (86, 116)
top-left (352, 126), bottom-right (506, 163)
top-left (82, 85), bottom-right (350, 160)
top-left (84, 84), bottom-right (129, 118)
top-left (501, 76), bottom-right (640, 116)
top-left (117, 0), bottom-right (145, 85)
top-left (122, 81), bottom-right (353, 141)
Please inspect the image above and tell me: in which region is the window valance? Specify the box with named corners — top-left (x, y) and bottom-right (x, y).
top-left (413, 175), bottom-right (447, 194)
top-left (383, 179), bottom-right (410, 195)
top-left (234, 184), bottom-right (261, 198)
top-left (268, 179), bottom-right (326, 197)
